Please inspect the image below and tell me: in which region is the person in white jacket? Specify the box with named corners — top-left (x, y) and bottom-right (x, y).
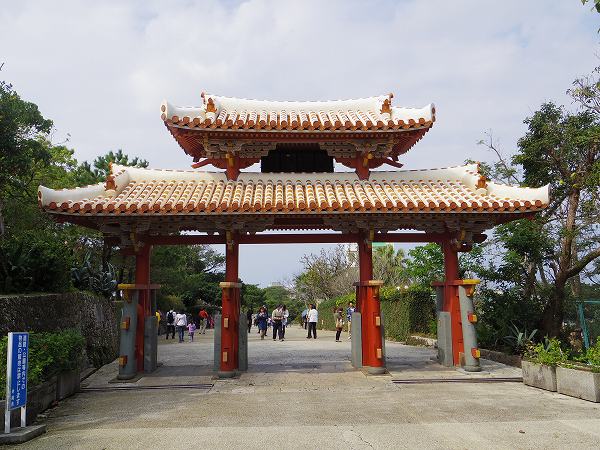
top-left (306, 304), bottom-right (318, 339)
top-left (175, 311), bottom-right (188, 343)
top-left (281, 305), bottom-right (290, 340)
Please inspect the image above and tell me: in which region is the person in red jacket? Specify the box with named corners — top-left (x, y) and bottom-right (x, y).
top-left (198, 309), bottom-right (209, 334)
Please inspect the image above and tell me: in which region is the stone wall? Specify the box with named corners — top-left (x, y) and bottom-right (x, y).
top-left (0, 292), bottom-right (119, 367)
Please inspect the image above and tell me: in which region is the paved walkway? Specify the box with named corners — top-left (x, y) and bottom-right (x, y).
top-left (17, 326), bottom-right (600, 449)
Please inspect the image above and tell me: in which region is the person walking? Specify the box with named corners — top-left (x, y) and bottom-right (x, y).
top-left (246, 308), bottom-right (253, 334)
top-left (281, 305), bottom-right (289, 340)
top-left (198, 309), bottom-right (209, 334)
top-left (187, 321), bottom-right (196, 342)
top-left (346, 301), bottom-right (355, 340)
top-left (334, 307), bottom-right (344, 342)
top-left (175, 310), bottom-right (187, 343)
top-left (166, 308), bottom-right (176, 340)
top-left (256, 306), bottom-right (269, 340)
top-left (272, 305), bottom-right (284, 341)
top-left (307, 304), bottom-right (318, 339)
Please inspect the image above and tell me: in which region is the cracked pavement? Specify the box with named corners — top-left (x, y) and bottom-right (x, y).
top-left (16, 326), bottom-right (600, 449)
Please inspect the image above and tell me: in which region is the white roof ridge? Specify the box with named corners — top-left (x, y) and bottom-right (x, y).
top-left (204, 93), bottom-right (390, 105)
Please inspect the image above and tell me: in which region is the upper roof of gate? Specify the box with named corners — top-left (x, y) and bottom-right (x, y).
top-left (161, 93), bottom-right (435, 160)
top-left (162, 93), bottom-right (434, 132)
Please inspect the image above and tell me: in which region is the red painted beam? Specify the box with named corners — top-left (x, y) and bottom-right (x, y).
top-left (143, 232), bottom-right (444, 246)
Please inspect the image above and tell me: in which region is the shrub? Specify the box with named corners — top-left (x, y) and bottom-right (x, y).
top-left (0, 230), bottom-right (74, 293)
top-left (570, 338), bottom-right (600, 372)
top-left (476, 287), bottom-right (544, 351)
top-left (380, 286), bottom-right (435, 341)
top-left (316, 286), bottom-right (436, 342)
top-left (316, 297), bottom-right (339, 330)
top-left (0, 329), bottom-right (85, 399)
top-left (585, 338), bottom-right (600, 367)
top-left (525, 338), bottom-right (568, 366)
top-left (503, 323), bottom-right (538, 355)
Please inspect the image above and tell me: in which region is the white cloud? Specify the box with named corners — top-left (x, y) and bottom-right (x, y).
top-left (1, 0), bottom-right (598, 285)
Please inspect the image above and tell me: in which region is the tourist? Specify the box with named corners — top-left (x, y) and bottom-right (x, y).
top-left (246, 308), bottom-right (253, 334)
top-left (281, 305), bottom-right (289, 340)
top-left (175, 310), bottom-right (187, 343)
top-left (198, 308), bottom-right (209, 334)
top-left (334, 307), bottom-right (344, 342)
top-left (346, 301), bottom-right (355, 340)
top-left (188, 321), bottom-right (196, 342)
top-left (256, 306), bottom-right (269, 340)
top-left (272, 304), bottom-right (284, 341)
top-left (307, 304), bottom-right (318, 339)
top-left (166, 308), bottom-right (176, 340)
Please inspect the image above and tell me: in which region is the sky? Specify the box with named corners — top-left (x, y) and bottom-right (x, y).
top-left (1, 0), bottom-right (599, 286)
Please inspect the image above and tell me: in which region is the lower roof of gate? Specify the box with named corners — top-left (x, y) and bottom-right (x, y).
top-left (39, 163), bottom-right (548, 217)
top-left (38, 163), bottom-right (549, 237)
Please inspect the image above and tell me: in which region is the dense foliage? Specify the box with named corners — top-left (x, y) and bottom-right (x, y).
top-left (317, 287), bottom-right (436, 342)
top-left (0, 329), bottom-right (85, 399)
top-left (0, 81), bottom-right (226, 305)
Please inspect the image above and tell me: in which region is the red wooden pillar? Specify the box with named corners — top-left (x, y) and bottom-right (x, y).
top-left (220, 234), bottom-right (240, 375)
top-left (442, 240), bottom-right (463, 365)
top-left (357, 232), bottom-right (385, 373)
top-left (134, 244), bottom-right (151, 373)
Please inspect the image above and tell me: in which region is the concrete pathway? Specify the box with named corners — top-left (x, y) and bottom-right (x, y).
top-left (17, 326), bottom-right (600, 449)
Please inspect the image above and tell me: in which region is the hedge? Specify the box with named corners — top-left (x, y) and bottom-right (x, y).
top-left (0, 329), bottom-right (86, 399)
top-left (317, 287), bottom-right (435, 342)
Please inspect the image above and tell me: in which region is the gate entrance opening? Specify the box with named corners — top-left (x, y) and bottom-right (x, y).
top-left (38, 92), bottom-right (549, 379)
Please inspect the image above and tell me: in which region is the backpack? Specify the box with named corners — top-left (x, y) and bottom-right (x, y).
top-left (167, 311), bottom-right (175, 324)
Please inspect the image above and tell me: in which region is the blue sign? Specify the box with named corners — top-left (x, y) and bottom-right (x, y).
top-left (8, 333), bottom-right (28, 410)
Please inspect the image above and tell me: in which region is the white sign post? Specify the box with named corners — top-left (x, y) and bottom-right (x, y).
top-left (4, 332), bottom-right (28, 434)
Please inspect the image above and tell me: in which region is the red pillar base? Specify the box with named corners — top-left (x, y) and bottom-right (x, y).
top-left (219, 282), bottom-right (241, 374)
top-left (441, 240), bottom-right (463, 366)
top-left (220, 235), bottom-right (240, 376)
top-left (355, 280), bottom-right (385, 373)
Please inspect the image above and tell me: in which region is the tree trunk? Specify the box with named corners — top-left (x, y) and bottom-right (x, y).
top-left (541, 278), bottom-right (566, 337)
top-left (540, 189), bottom-right (580, 337)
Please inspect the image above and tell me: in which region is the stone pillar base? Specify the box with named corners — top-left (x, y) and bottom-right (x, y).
top-left (364, 366), bottom-right (387, 375)
top-left (217, 371), bottom-right (238, 379)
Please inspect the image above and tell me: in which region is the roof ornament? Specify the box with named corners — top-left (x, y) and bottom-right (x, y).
top-left (205, 97), bottom-right (217, 123)
top-left (104, 168), bottom-right (117, 197)
top-left (475, 162), bottom-right (488, 195)
top-left (380, 95), bottom-right (392, 120)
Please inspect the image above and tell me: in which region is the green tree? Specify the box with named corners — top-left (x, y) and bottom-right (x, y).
top-left (402, 243), bottom-right (444, 288)
top-left (515, 100), bottom-right (599, 336)
top-left (294, 245), bottom-right (357, 306)
top-left (151, 245), bottom-right (225, 310)
top-left (474, 68), bottom-right (600, 338)
top-left (241, 284), bottom-right (266, 310)
top-left (373, 244), bottom-right (407, 287)
top-left (0, 81), bottom-right (53, 235)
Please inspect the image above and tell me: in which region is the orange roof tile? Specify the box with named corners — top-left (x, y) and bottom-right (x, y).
top-left (39, 164), bottom-right (549, 217)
